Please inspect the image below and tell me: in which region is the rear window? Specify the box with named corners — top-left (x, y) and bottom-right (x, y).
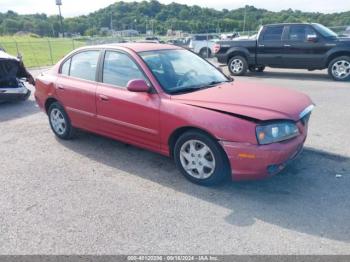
top-left (263, 26), bottom-right (284, 41)
top-left (69, 50), bottom-right (100, 81)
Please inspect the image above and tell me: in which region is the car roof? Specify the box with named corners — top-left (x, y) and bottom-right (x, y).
top-left (264, 23), bottom-right (315, 27)
top-left (93, 43), bottom-right (181, 53)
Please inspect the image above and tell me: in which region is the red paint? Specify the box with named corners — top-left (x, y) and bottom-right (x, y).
top-left (35, 43), bottom-right (313, 181)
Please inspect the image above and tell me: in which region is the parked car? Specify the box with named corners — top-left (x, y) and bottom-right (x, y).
top-left (344, 26), bottom-right (350, 37)
top-left (213, 23), bottom-right (350, 81)
top-left (35, 43), bottom-right (314, 186)
top-left (0, 50), bottom-right (33, 103)
top-left (189, 34), bottom-right (220, 58)
top-left (166, 38), bottom-right (189, 48)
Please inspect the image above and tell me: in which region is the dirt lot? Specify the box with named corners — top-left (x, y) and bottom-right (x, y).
top-left (0, 66), bottom-right (349, 254)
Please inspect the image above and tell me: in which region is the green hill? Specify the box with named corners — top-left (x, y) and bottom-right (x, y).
top-left (1, 0), bottom-right (349, 36)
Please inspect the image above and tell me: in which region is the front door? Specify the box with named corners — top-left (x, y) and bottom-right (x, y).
top-left (282, 24), bottom-right (329, 68)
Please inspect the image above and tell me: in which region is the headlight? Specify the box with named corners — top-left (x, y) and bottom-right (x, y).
top-left (256, 122), bottom-right (299, 145)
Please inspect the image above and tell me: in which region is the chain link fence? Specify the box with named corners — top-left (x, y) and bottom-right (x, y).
top-left (0, 25), bottom-right (348, 69)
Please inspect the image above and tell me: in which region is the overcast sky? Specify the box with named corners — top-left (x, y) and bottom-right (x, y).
top-left (1, 0), bottom-right (350, 17)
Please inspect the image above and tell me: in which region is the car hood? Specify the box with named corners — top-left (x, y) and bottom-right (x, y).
top-left (171, 82), bottom-right (313, 121)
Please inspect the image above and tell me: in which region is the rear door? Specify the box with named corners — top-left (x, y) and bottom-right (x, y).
top-left (96, 50), bottom-right (161, 151)
top-left (257, 25), bottom-right (285, 66)
top-left (282, 24), bottom-right (328, 68)
top-left (56, 50), bottom-right (100, 130)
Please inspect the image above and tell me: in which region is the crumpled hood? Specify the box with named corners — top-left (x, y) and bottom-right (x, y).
top-left (171, 81), bottom-right (313, 121)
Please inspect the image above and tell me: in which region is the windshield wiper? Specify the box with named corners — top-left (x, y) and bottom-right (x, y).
top-left (168, 86), bottom-right (202, 94)
top-left (169, 80), bottom-right (232, 95)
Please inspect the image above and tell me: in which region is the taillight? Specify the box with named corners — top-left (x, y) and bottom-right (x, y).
top-left (213, 43), bottom-right (221, 54)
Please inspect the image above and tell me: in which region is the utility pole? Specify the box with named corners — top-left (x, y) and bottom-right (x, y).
top-left (110, 11), bottom-right (113, 30)
top-left (55, 0), bottom-right (64, 37)
top-left (243, 5), bottom-right (247, 34)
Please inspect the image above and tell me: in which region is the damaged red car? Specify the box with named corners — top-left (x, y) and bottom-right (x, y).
top-left (35, 43), bottom-right (314, 186)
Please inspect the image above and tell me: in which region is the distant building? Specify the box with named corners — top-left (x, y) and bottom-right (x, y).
top-left (166, 29), bottom-right (186, 37)
top-left (114, 29), bottom-right (139, 37)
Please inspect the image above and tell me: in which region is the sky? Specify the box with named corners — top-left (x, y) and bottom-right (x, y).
top-left (1, 0), bottom-right (350, 17)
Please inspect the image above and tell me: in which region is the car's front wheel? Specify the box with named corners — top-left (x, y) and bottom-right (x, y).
top-left (328, 56), bottom-right (350, 81)
top-left (174, 131), bottom-right (230, 186)
top-left (48, 102), bottom-right (75, 140)
top-left (228, 56), bottom-right (248, 76)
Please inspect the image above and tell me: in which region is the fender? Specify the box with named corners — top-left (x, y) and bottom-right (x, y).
top-left (225, 47), bottom-right (254, 65)
top-left (324, 47), bottom-right (350, 67)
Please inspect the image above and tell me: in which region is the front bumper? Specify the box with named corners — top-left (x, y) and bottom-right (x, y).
top-left (220, 132), bottom-right (307, 181)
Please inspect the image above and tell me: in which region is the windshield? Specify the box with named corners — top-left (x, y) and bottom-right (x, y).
top-left (139, 49), bottom-right (230, 94)
top-left (313, 23), bottom-right (338, 38)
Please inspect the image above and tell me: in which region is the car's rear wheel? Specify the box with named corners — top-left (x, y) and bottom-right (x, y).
top-left (228, 56), bottom-right (248, 76)
top-left (174, 131), bottom-right (230, 186)
top-left (199, 48), bottom-right (211, 58)
top-left (48, 102), bottom-right (75, 140)
top-left (328, 56), bottom-right (350, 81)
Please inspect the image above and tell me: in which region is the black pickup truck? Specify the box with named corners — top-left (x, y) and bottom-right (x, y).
top-left (213, 23), bottom-right (350, 81)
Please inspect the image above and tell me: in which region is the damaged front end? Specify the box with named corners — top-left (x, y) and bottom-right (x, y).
top-left (0, 51), bottom-right (31, 103)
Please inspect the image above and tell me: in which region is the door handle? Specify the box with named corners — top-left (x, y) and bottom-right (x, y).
top-left (57, 85), bottom-right (65, 90)
top-left (99, 94), bottom-right (109, 101)
top-left (284, 44), bottom-right (291, 47)
top-left (258, 44), bottom-right (265, 47)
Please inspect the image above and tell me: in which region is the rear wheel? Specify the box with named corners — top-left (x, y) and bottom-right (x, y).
top-left (199, 48), bottom-right (211, 58)
top-left (228, 56), bottom-right (248, 76)
top-left (174, 131), bottom-right (230, 186)
top-left (328, 56), bottom-right (350, 81)
top-left (48, 102), bottom-right (75, 140)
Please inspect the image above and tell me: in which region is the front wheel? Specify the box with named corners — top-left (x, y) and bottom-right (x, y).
top-left (174, 131), bottom-right (230, 186)
top-left (328, 56), bottom-right (350, 81)
top-left (228, 56), bottom-right (248, 76)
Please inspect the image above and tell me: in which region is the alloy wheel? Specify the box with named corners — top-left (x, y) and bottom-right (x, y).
top-left (179, 139), bottom-right (216, 179)
top-left (50, 108), bottom-right (67, 135)
top-left (332, 60), bottom-right (350, 79)
top-left (230, 59), bottom-right (244, 74)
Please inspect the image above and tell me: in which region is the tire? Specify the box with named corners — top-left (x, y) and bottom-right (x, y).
top-left (328, 56), bottom-right (350, 81)
top-left (199, 48), bottom-right (211, 58)
top-left (48, 102), bottom-right (75, 140)
top-left (249, 65), bottom-right (265, 72)
top-left (228, 56), bottom-right (248, 76)
top-left (174, 130), bottom-right (230, 186)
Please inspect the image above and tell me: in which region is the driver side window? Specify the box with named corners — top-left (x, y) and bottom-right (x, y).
top-left (102, 51), bottom-right (145, 88)
top-left (288, 25), bottom-right (316, 41)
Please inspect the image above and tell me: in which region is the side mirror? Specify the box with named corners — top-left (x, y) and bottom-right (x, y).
top-left (307, 34), bottom-right (318, 42)
top-left (127, 79), bottom-right (150, 93)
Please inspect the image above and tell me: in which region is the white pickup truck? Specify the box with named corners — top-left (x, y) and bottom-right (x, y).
top-left (188, 34), bottom-right (220, 58)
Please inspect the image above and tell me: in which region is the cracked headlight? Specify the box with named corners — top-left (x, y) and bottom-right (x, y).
top-left (256, 122), bottom-right (299, 145)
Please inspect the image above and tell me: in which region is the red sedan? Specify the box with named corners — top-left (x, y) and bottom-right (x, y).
top-left (35, 43), bottom-right (314, 186)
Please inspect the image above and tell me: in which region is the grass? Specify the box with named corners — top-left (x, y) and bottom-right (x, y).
top-left (0, 36), bottom-right (86, 68)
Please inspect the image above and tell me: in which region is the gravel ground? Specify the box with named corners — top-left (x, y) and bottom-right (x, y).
top-left (0, 65), bottom-right (349, 254)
